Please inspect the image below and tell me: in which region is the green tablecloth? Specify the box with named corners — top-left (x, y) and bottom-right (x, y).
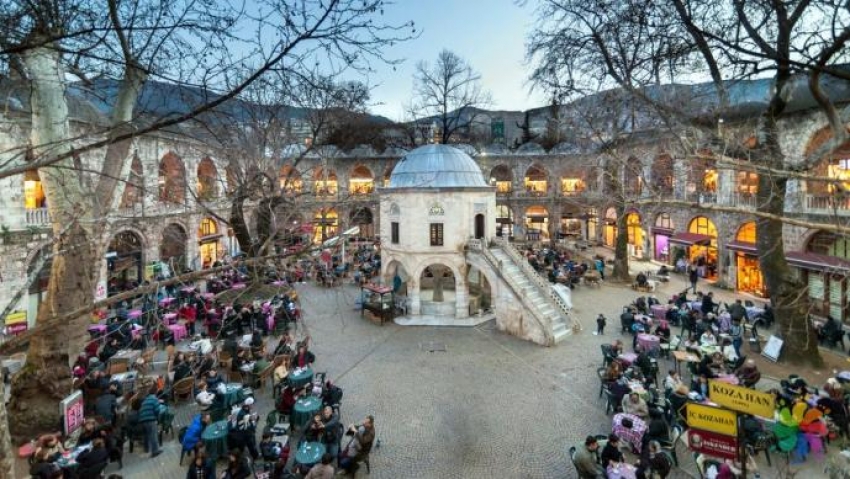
top-left (202, 419), bottom-right (230, 462)
top-left (289, 367), bottom-right (314, 389)
top-left (292, 396), bottom-right (322, 430)
top-left (295, 441), bottom-right (326, 466)
top-left (221, 383), bottom-right (245, 409)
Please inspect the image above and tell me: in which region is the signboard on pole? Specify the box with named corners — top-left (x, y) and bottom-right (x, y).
top-left (708, 380), bottom-right (776, 419)
top-left (761, 335), bottom-right (784, 362)
top-left (60, 390), bottom-right (85, 436)
top-left (687, 428), bottom-right (738, 460)
top-left (686, 403), bottom-right (738, 436)
top-left (4, 310), bottom-right (28, 335)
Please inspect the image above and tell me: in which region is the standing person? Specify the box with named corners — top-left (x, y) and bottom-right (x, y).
top-left (596, 314), bottom-right (607, 336)
top-left (338, 416), bottom-right (375, 475)
top-left (595, 257), bottom-right (605, 280)
top-left (688, 266), bottom-right (699, 294)
top-left (186, 447), bottom-right (215, 479)
top-left (573, 436), bottom-right (605, 479)
top-left (235, 398), bottom-right (260, 460)
top-left (729, 318), bottom-right (744, 358)
top-left (137, 385), bottom-right (163, 458)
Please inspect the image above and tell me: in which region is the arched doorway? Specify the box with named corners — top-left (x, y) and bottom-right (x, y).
top-left (279, 164), bottom-right (303, 194)
top-left (198, 218), bottom-right (222, 268)
top-left (474, 214), bottom-right (485, 239)
top-left (313, 167), bottom-right (338, 197)
top-left (523, 164), bottom-right (548, 196)
top-left (559, 204), bottom-right (582, 239)
top-left (626, 212), bottom-right (644, 257)
top-left (496, 205), bottom-right (513, 237)
top-left (467, 265), bottom-right (492, 315)
top-left (349, 165), bottom-right (375, 195)
top-left (489, 165), bottom-right (512, 194)
top-left (313, 208), bottom-right (339, 243)
top-left (196, 157), bottom-right (218, 200)
top-left (730, 222), bottom-right (764, 296)
top-left (160, 223), bottom-right (188, 274)
top-left (159, 152), bottom-right (186, 204)
top-left (420, 264), bottom-right (457, 317)
top-left (603, 207), bottom-right (618, 247)
top-left (385, 260), bottom-right (410, 296)
top-left (687, 216), bottom-right (718, 279)
top-left (524, 206), bottom-right (548, 241)
top-left (653, 213), bottom-right (674, 262)
top-left (107, 231), bottom-right (144, 295)
top-left (350, 207), bottom-right (374, 238)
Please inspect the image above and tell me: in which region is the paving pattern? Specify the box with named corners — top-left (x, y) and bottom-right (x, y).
top-left (21, 265), bottom-right (825, 478)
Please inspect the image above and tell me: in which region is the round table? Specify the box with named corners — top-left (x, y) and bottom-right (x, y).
top-left (289, 367), bottom-right (314, 389)
top-left (295, 441), bottom-right (326, 467)
top-left (637, 334), bottom-right (660, 354)
top-left (221, 383), bottom-right (245, 409)
top-left (201, 419), bottom-right (230, 462)
top-left (292, 396), bottom-right (322, 430)
top-left (607, 463), bottom-right (637, 479)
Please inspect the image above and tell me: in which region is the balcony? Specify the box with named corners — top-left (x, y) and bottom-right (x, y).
top-left (516, 189), bottom-right (549, 199)
top-left (25, 207), bottom-right (50, 226)
top-left (729, 192), bottom-right (758, 208)
top-left (682, 191), bottom-right (717, 204)
top-left (806, 194), bottom-right (850, 214)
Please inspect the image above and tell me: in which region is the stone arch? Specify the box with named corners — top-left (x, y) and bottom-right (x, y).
top-left (465, 263), bottom-right (492, 314)
top-left (313, 207), bottom-right (339, 243)
top-left (159, 151), bottom-right (186, 204)
top-left (120, 154), bottom-right (144, 208)
top-left (803, 126), bottom-right (850, 195)
top-left (350, 206), bottom-right (374, 238)
top-left (489, 164), bottom-right (512, 193)
top-left (416, 260), bottom-right (461, 316)
top-left (197, 157), bottom-right (219, 200)
top-left (523, 163), bottom-right (548, 194)
top-left (198, 217), bottom-right (222, 268)
top-left (349, 164), bottom-right (375, 195)
top-left (107, 229), bottom-right (146, 293)
top-left (312, 166), bottom-right (338, 196)
top-left (160, 222), bottom-right (188, 273)
top-left (279, 164), bottom-right (303, 193)
top-left (384, 259), bottom-right (412, 295)
top-left (382, 164), bottom-right (395, 187)
top-left (651, 154), bottom-right (674, 195)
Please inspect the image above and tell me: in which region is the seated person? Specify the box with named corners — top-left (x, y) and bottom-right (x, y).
top-left (77, 419), bottom-right (104, 446)
top-left (699, 330), bottom-right (717, 347)
top-left (720, 338), bottom-right (739, 363)
top-left (195, 354), bottom-right (216, 378)
top-left (610, 339), bottom-right (624, 357)
top-left (277, 385), bottom-right (302, 415)
top-left (304, 414), bottom-right (326, 442)
top-left (98, 338), bottom-right (121, 363)
top-left (657, 265), bottom-right (670, 277)
top-left (252, 353), bottom-right (270, 374)
top-left (635, 273), bottom-right (648, 288)
top-left (604, 362), bottom-right (623, 383)
top-left (181, 413), bottom-right (212, 452)
top-left (668, 385), bottom-right (690, 424)
top-left (691, 374), bottom-right (710, 398)
top-left (573, 436), bottom-right (605, 479)
top-left (622, 392), bottom-right (649, 419)
top-left (291, 343), bottom-right (316, 369)
top-left (172, 358), bottom-right (193, 383)
top-left (663, 370), bottom-right (683, 393)
top-left (195, 381), bottom-right (216, 410)
top-left (34, 434), bottom-right (65, 461)
top-left (259, 432), bottom-right (287, 462)
top-left (76, 437), bottom-right (110, 471)
top-left (600, 434), bottom-right (624, 467)
top-left (95, 383), bottom-right (120, 425)
top-left (205, 369), bottom-right (224, 392)
top-left (29, 449), bottom-right (62, 479)
top-left (654, 321), bottom-right (671, 343)
top-left (644, 409), bottom-right (670, 444)
top-left (338, 416), bottom-right (376, 474)
top-left (321, 380), bottom-right (343, 408)
top-left (232, 349), bottom-right (250, 372)
top-left (273, 357), bottom-right (290, 385)
top-left (695, 356), bottom-right (718, 379)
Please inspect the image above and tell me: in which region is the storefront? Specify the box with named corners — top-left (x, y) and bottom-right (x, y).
top-left (790, 230), bottom-right (850, 322)
top-left (524, 206), bottom-right (549, 241)
top-left (668, 231), bottom-right (714, 276)
top-left (686, 216), bottom-right (718, 279)
top-left (603, 207), bottom-right (617, 247)
top-left (198, 218), bottom-right (222, 268)
top-left (313, 208), bottom-right (339, 243)
top-left (585, 208), bottom-right (598, 242)
top-left (726, 222), bottom-right (766, 296)
top-left (107, 231), bottom-right (144, 294)
top-left (626, 212), bottom-right (645, 258)
top-left (496, 205), bottom-right (513, 237)
top-left (652, 214), bottom-right (674, 263)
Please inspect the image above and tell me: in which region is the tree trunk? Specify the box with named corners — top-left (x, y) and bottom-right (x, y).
top-left (0, 379), bottom-right (14, 478)
top-left (756, 120), bottom-right (823, 367)
top-left (611, 206), bottom-right (631, 282)
top-left (8, 45), bottom-right (96, 443)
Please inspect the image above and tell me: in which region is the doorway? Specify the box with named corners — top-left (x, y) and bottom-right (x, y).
top-left (474, 214), bottom-right (485, 239)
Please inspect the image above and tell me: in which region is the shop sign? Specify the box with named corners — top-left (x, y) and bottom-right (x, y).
top-left (686, 403), bottom-right (738, 436)
top-left (687, 428), bottom-right (738, 460)
top-left (4, 310), bottom-right (27, 334)
top-left (60, 390), bottom-right (85, 436)
top-left (708, 380), bottom-right (775, 419)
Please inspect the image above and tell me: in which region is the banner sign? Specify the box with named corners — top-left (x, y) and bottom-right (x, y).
top-left (4, 310), bottom-right (27, 335)
top-left (687, 428), bottom-right (739, 460)
top-left (686, 403), bottom-right (738, 436)
top-left (709, 380), bottom-right (776, 419)
top-left (60, 390), bottom-right (85, 436)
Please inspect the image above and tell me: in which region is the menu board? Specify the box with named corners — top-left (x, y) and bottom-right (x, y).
top-left (809, 274), bottom-right (825, 300)
top-left (60, 390), bottom-right (84, 436)
top-left (762, 335), bottom-right (784, 362)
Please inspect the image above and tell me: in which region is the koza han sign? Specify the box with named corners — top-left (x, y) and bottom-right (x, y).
top-left (708, 380), bottom-right (776, 419)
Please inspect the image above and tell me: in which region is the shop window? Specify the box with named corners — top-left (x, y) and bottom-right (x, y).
top-left (24, 170), bottom-right (46, 209)
top-left (200, 218), bottom-right (218, 237)
top-left (655, 213), bottom-right (673, 229)
top-left (703, 169), bottom-right (718, 192)
top-left (737, 171), bottom-right (759, 194)
top-left (828, 158), bottom-right (850, 193)
top-left (391, 222), bottom-right (399, 244)
top-left (429, 223), bottom-right (444, 246)
top-left (524, 166), bottom-right (548, 194)
top-left (560, 178), bottom-right (586, 194)
top-left (737, 222), bottom-right (756, 243)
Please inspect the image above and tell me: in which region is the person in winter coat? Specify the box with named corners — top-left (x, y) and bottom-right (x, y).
top-left (137, 386), bottom-right (163, 457)
top-left (182, 413), bottom-right (212, 452)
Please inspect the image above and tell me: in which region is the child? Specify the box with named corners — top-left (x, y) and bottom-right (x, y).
top-left (596, 314), bottom-right (607, 335)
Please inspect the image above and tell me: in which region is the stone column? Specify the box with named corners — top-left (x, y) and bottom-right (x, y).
top-left (455, 277), bottom-right (469, 319)
top-left (409, 280), bottom-right (421, 315)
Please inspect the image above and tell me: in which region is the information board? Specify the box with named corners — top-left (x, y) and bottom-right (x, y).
top-left (60, 390), bottom-right (85, 436)
top-left (687, 428), bottom-right (738, 460)
top-left (762, 335), bottom-right (784, 362)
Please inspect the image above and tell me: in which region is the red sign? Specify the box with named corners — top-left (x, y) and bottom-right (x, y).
top-left (687, 428), bottom-right (738, 460)
top-left (60, 390), bottom-right (85, 436)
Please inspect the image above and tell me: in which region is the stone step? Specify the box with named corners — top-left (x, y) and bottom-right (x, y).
top-left (553, 327), bottom-right (571, 343)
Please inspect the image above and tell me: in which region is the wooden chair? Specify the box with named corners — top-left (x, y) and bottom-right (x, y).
top-left (218, 350), bottom-right (232, 368)
top-left (172, 377), bottom-right (195, 403)
top-left (229, 369), bottom-right (244, 386)
top-left (108, 361), bottom-right (128, 375)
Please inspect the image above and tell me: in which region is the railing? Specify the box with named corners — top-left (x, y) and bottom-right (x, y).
top-left (515, 190), bottom-right (549, 198)
top-left (729, 192), bottom-right (758, 208)
top-left (25, 207), bottom-right (50, 226)
top-left (466, 238), bottom-right (555, 344)
top-left (806, 195), bottom-right (850, 212)
top-left (493, 237), bottom-right (577, 330)
top-left (681, 191), bottom-right (717, 203)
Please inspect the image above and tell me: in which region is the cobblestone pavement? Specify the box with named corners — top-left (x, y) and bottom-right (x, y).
top-left (32, 265), bottom-right (830, 479)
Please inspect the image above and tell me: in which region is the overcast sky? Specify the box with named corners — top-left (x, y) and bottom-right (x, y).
top-left (355, 0), bottom-right (548, 120)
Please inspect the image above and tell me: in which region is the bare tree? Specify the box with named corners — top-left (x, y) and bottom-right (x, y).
top-left (527, 0), bottom-right (850, 366)
top-left (0, 0), bottom-right (412, 441)
top-left (412, 49), bottom-right (492, 144)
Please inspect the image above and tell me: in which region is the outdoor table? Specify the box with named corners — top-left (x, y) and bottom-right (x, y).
top-left (607, 463), bottom-right (638, 479)
top-left (111, 349), bottom-right (140, 364)
top-left (612, 413), bottom-right (647, 454)
top-left (87, 324), bottom-right (107, 334)
top-left (628, 381), bottom-right (650, 401)
top-left (715, 374), bottom-right (739, 385)
top-left (672, 350), bottom-right (700, 376)
top-left (54, 444), bottom-right (91, 470)
top-left (231, 283), bottom-right (247, 290)
top-left (181, 286), bottom-right (196, 294)
top-left (272, 281), bottom-right (287, 287)
top-left (292, 396), bottom-right (322, 430)
top-left (159, 297), bottom-right (176, 308)
top-left (288, 367), bottom-right (314, 389)
top-left (163, 313), bottom-right (178, 325)
top-left (202, 293), bottom-right (215, 300)
top-left (651, 304), bottom-right (667, 322)
top-left (295, 441), bottom-right (326, 468)
top-left (128, 309), bottom-right (142, 320)
top-left (220, 383), bottom-right (246, 409)
top-left (700, 345), bottom-right (719, 356)
top-left (637, 334), bottom-right (660, 354)
top-left (168, 323), bottom-right (187, 342)
top-left (689, 301), bottom-right (702, 311)
top-left (617, 353), bottom-right (638, 366)
top-left (201, 419), bottom-right (230, 462)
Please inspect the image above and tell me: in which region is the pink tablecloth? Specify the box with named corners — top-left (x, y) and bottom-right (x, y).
top-left (163, 313), bottom-right (178, 325)
top-left (637, 334), bottom-right (660, 353)
top-left (272, 281), bottom-right (286, 287)
top-left (607, 464), bottom-right (637, 479)
top-left (715, 374), bottom-right (740, 385)
top-left (168, 324), bottom-right (187, 342)
top-left (128, 309), bottom-right (142, 319)
top-left (159, 297), bottom-right (176, 308)
top-left (181, 286), bottom-right (196, 294)
top-left (612, 413), bottom-right (647, 453)
top-left (618, 353), bottom-right (638, 366)
top-left (87, 324), bottom-right (107, 334)
top-left (231, 283), bottom-right (246, 290)
top-left (201, 293), bottom-right (215, 300)
top-left (651, 305), bottom-right (667, 321)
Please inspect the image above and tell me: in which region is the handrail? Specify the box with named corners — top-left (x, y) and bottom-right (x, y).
top-left (466, 239), bottom-right (555, 345)
top-left (493, 237), bottom-right (579, 330)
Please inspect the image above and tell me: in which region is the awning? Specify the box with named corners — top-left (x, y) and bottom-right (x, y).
top-left (786, 251), bottom-right (850, 273)
top-left (199, 234), bottom-right (223, 243)
top-left (726, 240), bottom-right (757, 254)
top-left (668, 232), bottom-right (713, 246)
top-left (651, 227), bottom-right (674, 235)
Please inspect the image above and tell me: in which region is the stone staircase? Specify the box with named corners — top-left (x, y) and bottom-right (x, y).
top-left (487, 246), bottom-right (572, 344)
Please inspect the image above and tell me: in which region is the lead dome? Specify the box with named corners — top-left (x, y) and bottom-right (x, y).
top-left (386, 144), bottom-right (489, 188)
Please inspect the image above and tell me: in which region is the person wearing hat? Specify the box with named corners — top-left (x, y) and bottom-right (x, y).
top-left (235, 397), bottom-right (259, 460)
top-left (573, 435), bottom-right (605, 478)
